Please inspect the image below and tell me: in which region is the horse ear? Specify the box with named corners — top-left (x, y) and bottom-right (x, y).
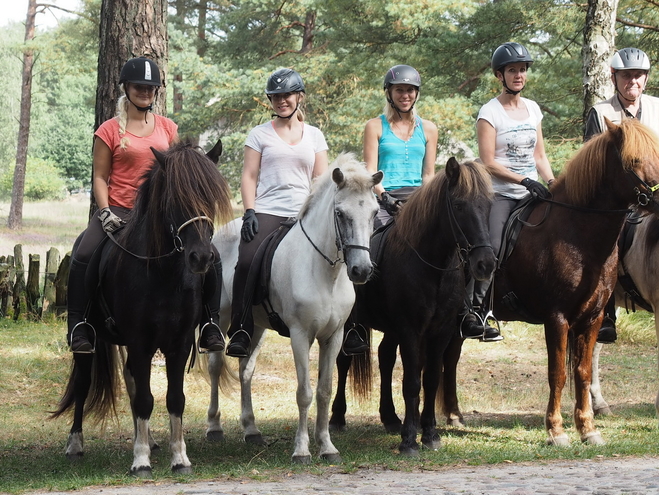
top-left (332, 167), bottom-right (345, 186)
top-left (445, 157), bottom-right (460, 180)
top-left (372, 170), bottom-right (384, 186)
top-left (206, 138), bottom-right (223, 164)
top-left (151, 146), bottom-right (167, 169)
top-left (604, 117), bottom-right (618, 133)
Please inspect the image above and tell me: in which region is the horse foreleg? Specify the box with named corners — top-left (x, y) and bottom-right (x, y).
top-left (206, 352), bottom-right (225, 442)
top-left (573, 326), bottom-right (605, 445)
top-left (290, 331), bottom-right (313, 464)
top-left (590, 342), bottom-right (612, 415)
top-left (397, 335), bottom-right (422, 456)
top-left (315, 330), bottom-right (342, 462)
top-left (329, 351), bottom-right (352, 432)
top-left (240, 326), bottom-right (266, 445)
top-left (419, 335), bottom-right (442, 451)
top-left (127, 353), bottom-right (155, 477)
top-left (165, 348), bottom-right (192, 474)
top-left (66, 354), bottom-right (93, 460)
top-left (378, 332), bottom-right (401, 434)
top-left (441, 332), bottom-right (465, 427)
top-left (124, 358), bottom-right (159, 451)
top-left (544, 323), bottom-right (570, 446)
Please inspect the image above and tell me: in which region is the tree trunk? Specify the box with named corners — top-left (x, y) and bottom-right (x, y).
top-left (197, 0), bottom-right (208, 57)
top-left (300, 11), bottom-right (316, 54)
top-left (7, 0), bottom-right (37, 230)
top-left (582, 0), bottom-right (619, 137)
top-left (90, 0), bottom-right (169, 217)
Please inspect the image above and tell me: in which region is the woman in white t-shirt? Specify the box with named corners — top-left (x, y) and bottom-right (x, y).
top-left (226, 68), bottom-right (329, 358)
top-left (461, 42), bottom-right (555, 342)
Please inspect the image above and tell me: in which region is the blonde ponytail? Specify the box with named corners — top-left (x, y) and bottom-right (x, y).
top-left (116, 85), bottom-right (131, 149)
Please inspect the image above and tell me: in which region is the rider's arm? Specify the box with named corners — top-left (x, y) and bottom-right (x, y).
top-left (312, 150), bottom-right (329, 179)
top-left (421, 119), bottom-right (438, 184)
top-left (241, 146), bottom-right (261, 212)
top-left (533, 123), bottom-right (555, 184)
top-left (363, 117), bottom-right (384, 196)
top-left (477, 118), bottom-right (528, 184)
top-left (92, 137), bottom-right (112, 210)
top-left (583, 107), bottom-right (602, 142)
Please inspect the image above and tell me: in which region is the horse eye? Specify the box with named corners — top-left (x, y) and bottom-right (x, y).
top-left (336, 210), bottom-right (343, 218)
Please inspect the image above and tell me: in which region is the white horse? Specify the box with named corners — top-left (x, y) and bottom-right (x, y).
top-left (206, 153), bottom-right (382, 463)
top-left (591, 214), bottom-right (659, 417)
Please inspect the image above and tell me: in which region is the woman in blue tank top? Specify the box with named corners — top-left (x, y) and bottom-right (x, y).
top-left (363, 65), bottom-right (438, 229)
top-left (343, 65), bottom-right (438, 355)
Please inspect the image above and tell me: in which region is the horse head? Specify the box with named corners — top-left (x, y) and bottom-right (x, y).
top-left (120, 140), bottom-right (233, 274)
top-left (330, 154), bottom-right (382, 284)
top-left (445, 157), bottom-right (496, 282)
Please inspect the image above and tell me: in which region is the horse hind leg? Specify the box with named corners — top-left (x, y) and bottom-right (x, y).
top-left (240, 326), bottom-right (267, 446)
top-left (65, 353), bottom-right (94, 460)
top-left (590, 342), bottom-right (612, 416)
top-left (440, 332), bottom-right (466, 427)
top-left (329, 351), bottom-right (352, 432)
top-left (206, 351), bottom-right (226, 442)
top-left (378, 332), bottom-right (401, 434)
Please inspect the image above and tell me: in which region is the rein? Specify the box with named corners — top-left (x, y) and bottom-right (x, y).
top-left (106, 215), bottom-right (214, 261)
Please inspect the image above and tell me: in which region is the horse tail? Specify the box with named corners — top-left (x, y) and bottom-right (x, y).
top-left (349, 327), bottom-right (373, 400)
top-left (193, 351), bottom-right (238, 395)
top-left (50, 340), bottom-right (121, 422)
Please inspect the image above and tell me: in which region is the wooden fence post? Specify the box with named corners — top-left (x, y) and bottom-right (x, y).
top-left (0, 263), bottom-right (9, 317)
top-left (54, 252), bottom-right (70, 317)
top-left (12, 245), bottom-right (26, 320)
top-left (27, 254), bottom-right (41, 318)
top-left (43, 247), bottom-right (60, 315)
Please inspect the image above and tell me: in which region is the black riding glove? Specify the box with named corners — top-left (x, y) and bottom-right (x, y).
top-left (520, 178), bottom-right (550, 199)
top-left (380, 192), bottom-right (402, 216)
top-left (241, 209), bottom-right (258, 242)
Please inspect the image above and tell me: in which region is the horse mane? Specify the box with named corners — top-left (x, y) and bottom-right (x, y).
top-left (120, 141), bottom-right (233, 256)
top-left (562, 119), bottom-right (659, 205)
top-left (387, 159), bottom-right (493, 255)
top-left (298, 152), bottom-right (373, 219)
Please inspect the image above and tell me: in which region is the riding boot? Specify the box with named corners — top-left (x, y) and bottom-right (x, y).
top-left (226, 315), bottom-right (252, 358)
top-left (199, 257), bottom-right (225, 353)
top-left (342, 322), bottom-right (369, 356)
top-left (66, 259), bottom-right (96, 353)
top-left (597, 295), bottom-right (617, 344)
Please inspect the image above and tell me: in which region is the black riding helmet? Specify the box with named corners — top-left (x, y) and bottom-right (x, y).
top-left (491, 42), bottom-right (533, 95)
top-left (383, 65), bottom-right (421, 116)
top-left (265, 68), bottom-right (305, 119)
top-left (119, 57), bottom-right (161, 113)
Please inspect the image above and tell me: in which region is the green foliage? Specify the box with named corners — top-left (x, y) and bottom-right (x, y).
top-left (0, 157), bottom-right (67, 201)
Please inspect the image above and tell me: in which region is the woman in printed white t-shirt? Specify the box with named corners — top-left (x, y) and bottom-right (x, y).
top-left (225, 68), bottom-right (329, 358)
top-left (460, 42), bottom-right (555, 343)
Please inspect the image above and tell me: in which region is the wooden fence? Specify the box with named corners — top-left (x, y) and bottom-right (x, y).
top-left (0, 245), bottom-right (70, 320)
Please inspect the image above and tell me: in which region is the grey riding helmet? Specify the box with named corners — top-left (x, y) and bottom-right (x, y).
top-left (265, 68), bottom-right (305, 95)
top-left (611, 48), bottom-right (651, 72)
top-left (119, 57), bottom-right (162, 86)
top-left (491, 42), bottom-right (534, 75)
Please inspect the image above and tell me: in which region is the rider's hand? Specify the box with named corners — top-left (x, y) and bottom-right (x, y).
top-left (520, 178), bottom-right (550, 199)
top-left (98, 207), bottom-right (126, 233)
top-left (380, 192), bottom-right (402, 216)
top-left (241, 209), bottom-right (258, 242)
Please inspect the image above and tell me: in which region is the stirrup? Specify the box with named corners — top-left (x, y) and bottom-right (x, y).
top-left (481, 310), bottom-right (504, 342)
top-left (69, 320), bottom-right (96, 354)
top-left (197, 320), bottom-right (225, 354)
top-left (342, 324), bottom-right (369, 356)
top-left (226, 328), bottom-right (252, 358)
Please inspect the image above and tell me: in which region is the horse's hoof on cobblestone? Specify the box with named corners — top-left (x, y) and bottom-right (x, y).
top-left (245, 433), bottom-right (266, 445)
top-left (206, 430), bottom-right (225, 442)
top-left (582, 431), bottom-right (605, 445)
top-left (320, 453), bottom-right (342, 463)
top-left (384, 422), bottom-right (401, 434)
top-left (292, 454), bottom-right (312, 464)
top-left (172, 464), bottom-right (193, 475)
top-left (131, 466), bottom-right (153, 479)
top-left (546, 433), bottom-right (570, 447)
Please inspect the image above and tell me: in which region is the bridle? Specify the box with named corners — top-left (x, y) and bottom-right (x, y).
top-left (407, 183), bottom-right (493, 271)
top-left (107, 215), bottom-right (214, 261)
top-left (298, 201), bottom-right (371, 268)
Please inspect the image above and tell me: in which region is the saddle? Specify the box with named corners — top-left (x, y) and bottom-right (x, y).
top-left (617, 213), bottom-right (653, 313)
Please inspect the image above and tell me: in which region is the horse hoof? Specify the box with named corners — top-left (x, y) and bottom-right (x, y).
top-left (446, 417), bottom-right (465, 427)
top-left (130, 466), bottom-right (153, 479)
top-left (383, 422), bottom-right (401, 434)
top-left (206, 430), bottom-right (225, 443)
top-left (594, 406), bottom-right (612, 416)
top-left (292, 455), bottom-right (312, 465)
top-left (582, 431), bottom-right (606, 446)
top-left (320, 453), bottom-right (342, 463)
top-left (546, 433), bottom-right (570, 447)
top-left (65, 452), bottom-right (84, 461)
top-left (399, 446), bottom-right (420, 457)
top-left (422, 438), bottom-right (441, 451)
top-left (328, 423), bottom-right (345, 433)
top-left (172, 464), bottom-right (193, 475)
top-left (150, 443), bottom-right (160, 452)
top-left (245, 433), bottom-right (266, 446)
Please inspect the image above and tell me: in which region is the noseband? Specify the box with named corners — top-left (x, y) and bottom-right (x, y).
top-left (108, 215), bottom-right (214, 260)
top-left (627, 168), bottom-right (659, 215)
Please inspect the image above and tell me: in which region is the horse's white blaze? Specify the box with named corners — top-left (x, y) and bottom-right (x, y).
top-left (132, 418), bottom-right (151, 471)
top-left (209, 156), bottom-right (380, 459)
top-left (169, 414), bottom-right (191, 469)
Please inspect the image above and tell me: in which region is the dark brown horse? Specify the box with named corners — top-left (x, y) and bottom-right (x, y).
top-left (336, 119), bottom-right (659, 448)
top-left (331, 157), bottom-right (495, 455)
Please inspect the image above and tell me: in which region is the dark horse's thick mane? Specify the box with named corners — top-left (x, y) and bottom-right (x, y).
top-left (298, 152), bottom-right (372, 219)
top-left (119, 142), bottom-right (233, 257)
top-left (562, 119), bottom-right (659, 206)
top-left (387, 159), bottom-right (492, 255)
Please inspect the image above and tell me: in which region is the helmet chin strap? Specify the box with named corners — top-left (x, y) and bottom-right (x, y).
top-left (272, 105), bottom-right (299, 120)
top-left (125, 88), bottom-right (155, 123)
top-left (387, 89), bottom-right (417, 120)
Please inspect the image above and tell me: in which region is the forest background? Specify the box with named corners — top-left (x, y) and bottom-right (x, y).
top-left (1, 0), bottom-right (658, 203)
